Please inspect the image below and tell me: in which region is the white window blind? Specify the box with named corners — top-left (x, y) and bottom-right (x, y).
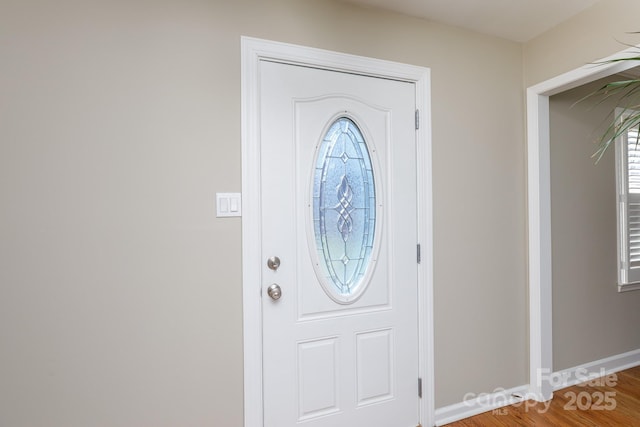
top-left (615, 111), bottom-right (640, 290)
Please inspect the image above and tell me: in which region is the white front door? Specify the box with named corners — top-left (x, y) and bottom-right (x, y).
top-left (259, 60), bottom-right (419, 427)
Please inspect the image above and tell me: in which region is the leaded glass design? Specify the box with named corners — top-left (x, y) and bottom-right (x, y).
top-left (312, 117), bottom-right (376, 299)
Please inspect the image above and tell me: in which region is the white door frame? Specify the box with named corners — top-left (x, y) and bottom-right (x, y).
top-left (527, 45), bottom-right (640, 401)
top-left (241, 36), bottom-right (434, 427)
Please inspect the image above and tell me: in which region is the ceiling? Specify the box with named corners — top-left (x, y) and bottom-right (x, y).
top-left (343, 0), bottom-right (600, 42)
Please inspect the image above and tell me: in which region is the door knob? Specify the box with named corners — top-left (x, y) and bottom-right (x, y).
top-left (267, 284), bottom-right (282, 300)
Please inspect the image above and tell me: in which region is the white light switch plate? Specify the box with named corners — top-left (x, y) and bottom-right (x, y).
top-left (216, 192), bottom-right (242, 217)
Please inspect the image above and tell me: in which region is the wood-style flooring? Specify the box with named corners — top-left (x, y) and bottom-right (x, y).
top-left (443, 366), bottom-right (640, 426)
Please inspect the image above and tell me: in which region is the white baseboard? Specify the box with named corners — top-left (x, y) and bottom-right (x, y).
top-left (550, 348), bottom-right (640, 391)
top-left (434, 384), bottom-right (528, 426)
top-left (433, 348), bottom-right (640, 426)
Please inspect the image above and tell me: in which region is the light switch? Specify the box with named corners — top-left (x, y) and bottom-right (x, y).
top-left (217, 193), bottom-right (242, 217)
top-left (220, 198), bottom-right (229, 213)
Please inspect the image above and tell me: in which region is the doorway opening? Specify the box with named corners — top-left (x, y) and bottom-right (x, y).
top-left (527, 45), bottom-right (640, 401)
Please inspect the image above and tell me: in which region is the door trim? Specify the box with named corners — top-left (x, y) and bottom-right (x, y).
top-left (241, 36), bottom-right (434, 427)
top-left (526, 44), bottom-right (640, 402)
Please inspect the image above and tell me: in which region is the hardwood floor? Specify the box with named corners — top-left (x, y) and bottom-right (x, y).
top-left (443, 366), bottom-right (640, 426)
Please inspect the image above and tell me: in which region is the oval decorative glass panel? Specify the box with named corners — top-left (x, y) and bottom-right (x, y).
top-left (311, 116), bottom-right (377, 302)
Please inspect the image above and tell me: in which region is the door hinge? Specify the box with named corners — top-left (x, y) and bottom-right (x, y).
top-left (418, 377), bottom-right (423, 398)
top-left (415, 109), bottom-right (420, 130)
top-left (417, 244), bottom-right (421, 264)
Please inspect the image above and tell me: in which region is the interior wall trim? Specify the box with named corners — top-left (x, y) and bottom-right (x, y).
top-left (434, 384), bottom-right (529, 426)
top-left (551, 349), bottom-right (640, 391)
top-left (432, 348), bottom-right (640, 425)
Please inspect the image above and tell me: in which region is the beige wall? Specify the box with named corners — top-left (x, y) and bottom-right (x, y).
top-left (524, 0), bottom-right (640, 86)
top-left (550, 78), bottom-right (640, 371)
top-left (1, 0), bottom-right (527, 425)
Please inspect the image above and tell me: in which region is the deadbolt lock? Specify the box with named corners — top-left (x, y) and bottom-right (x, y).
top-left (267, 256), bottom-right (281, 271)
